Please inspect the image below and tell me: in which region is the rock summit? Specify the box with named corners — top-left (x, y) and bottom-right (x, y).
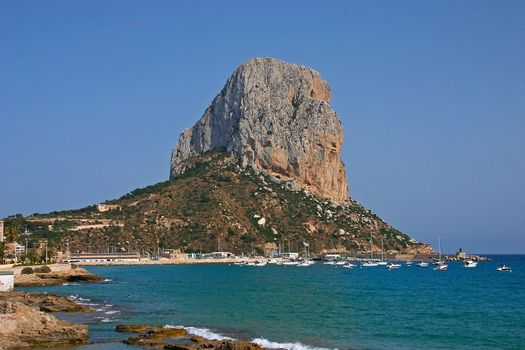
top-left (170, 58), bottom-right (349, 201)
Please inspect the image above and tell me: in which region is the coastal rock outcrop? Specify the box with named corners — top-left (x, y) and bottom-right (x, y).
top-left (0, 300), bottom-right (88, 348)
top-left (15, 266), bottom-right (103, 287)
top-left (170, 58), bottom-right (349, 201)
top-left (0, 291), bottom-right (90, 313)
top-left (116, 324), bottom-right (263, 350)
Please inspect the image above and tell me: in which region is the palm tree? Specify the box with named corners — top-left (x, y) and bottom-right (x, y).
top-left (5, 227), bottom-right (20, 243)
top-left (0, 242), bottom-right (5, 264)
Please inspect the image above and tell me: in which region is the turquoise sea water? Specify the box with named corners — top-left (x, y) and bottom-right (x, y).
top-left (23, 255), bottom-right (525, 350)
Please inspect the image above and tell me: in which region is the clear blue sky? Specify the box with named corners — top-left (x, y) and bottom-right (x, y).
top-left (1, 1), bottom-right (524, 253)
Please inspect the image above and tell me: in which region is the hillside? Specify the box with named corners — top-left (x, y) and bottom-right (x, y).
top-left (25, 151), bottom-right (431, 256)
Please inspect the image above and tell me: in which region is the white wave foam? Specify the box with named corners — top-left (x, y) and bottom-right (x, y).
top-left (77, 302), bottom-right (99, 306)
top-left (105, 310), bottom-right (120, 315)
top-left (164, 325), bottom-right (233, 340)
top-left (103, 278), bottom-right (112, 282)
top-left (251, 338), bottom-right (335, 350)
top-left (164, 325), bottom-right (332, 350)
top-left (69, 295), bottom-right (78, 299)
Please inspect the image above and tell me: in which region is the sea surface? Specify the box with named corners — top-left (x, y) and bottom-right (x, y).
top-left (22, 255), bottom-right (525, 350)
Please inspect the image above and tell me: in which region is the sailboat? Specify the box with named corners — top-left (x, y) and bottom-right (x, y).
top-left (433, 236), bottom-right (448, 271)
top-left (362, 234), bottom-right (379, 267)
top-left (297, 242), bottom-right (315, 266)
top-left (377, 239), bottom-right (388, 266)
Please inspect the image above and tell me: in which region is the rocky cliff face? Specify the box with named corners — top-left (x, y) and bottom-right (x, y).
top-left (170, 58), bottom-right (349, 201)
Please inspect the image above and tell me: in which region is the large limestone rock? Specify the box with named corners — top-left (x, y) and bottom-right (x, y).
top-left (170, 58), bottom-right (349, 201)
top-left (0, 300), bottom-right (88, 348)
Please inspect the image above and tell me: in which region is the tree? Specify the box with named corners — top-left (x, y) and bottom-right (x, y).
top-left (5, 227), bottom-right (20, 243)
top-left (0, 242), bottom-right (6, 264)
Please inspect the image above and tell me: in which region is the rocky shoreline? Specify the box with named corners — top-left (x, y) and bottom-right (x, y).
top-left (116, 324), bottom-right (263, 350)
top-left (0, 291), bottom-right (90, 349)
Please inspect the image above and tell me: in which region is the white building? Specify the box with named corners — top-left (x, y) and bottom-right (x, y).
top-left (282, 252), bottom-right (299, 260)
top-left (0, 271), bottom-right (14, 292)
top-left (206, 252), bottom-right (235, 259)
top-left (14, 243), bottom-right (25, 256)
top-left (324, 254), bottom-right (342, 261)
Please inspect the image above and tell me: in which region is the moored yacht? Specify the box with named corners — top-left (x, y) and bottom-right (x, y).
top-left (417, 261), bottom-right (429, 267)
top-left (377, 239), bottom-right (388, 265)
top-left (387, 262), bottom-right (401, 269)
top-left (433, 261), bottom-right (448, 270)
top-left (464, 260), bottom-right (478, 268)
top-left (496, 265), bottom-right (512, 272)
top-left (433, 236), bottom-right (448, 271)
top-left (362, 261), bottom-right (379, 267)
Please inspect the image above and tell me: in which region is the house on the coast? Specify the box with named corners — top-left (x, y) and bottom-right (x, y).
top-left (0, 271), bottom-right (14, 292)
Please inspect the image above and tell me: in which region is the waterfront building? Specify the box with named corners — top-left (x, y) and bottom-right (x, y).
top-left (62, 252), bottom-right (141, 263)
top-left (282, 252), bottom-right (299, 260)
top-left (0, 271), bottom-right (14, 292)
top-left (324, 254), bottom-right (342, 261)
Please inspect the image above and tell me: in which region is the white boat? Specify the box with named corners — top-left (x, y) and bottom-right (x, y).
top-left (282, 260), bottom-right (299, 266)
top-left (343, 263), bottom-right (356, 269)
top-left (335, 261), bottom-right (347, 265)
top-left (324, 261), bottom-right (336, 265)
top-left (362, 234), bottom-right (379, 267)
top-left (433, 237), bottom-right (448, 271)
top-left (464, 260), bottom-right (478, 268)
top-left (377, 240), bottom-right (387, 265)
top-left (362, 261), bottom-right (379, 267)
top-left (387, 263), bottom-right (401, 269)
top-left (297, 260), bottom-right (315, 267)
top-left (255, 261), bottom-right (267, 266)
top-left (267, 259), bottom-right (279, 264)
top-left (433, 261), bottom-right (448, 270)
top-left (417, 261), bottom-right (429, 267)
top-left (406, 261), bottom-right (413, 266)
top-left (496, 265), bottom-right (512, 272)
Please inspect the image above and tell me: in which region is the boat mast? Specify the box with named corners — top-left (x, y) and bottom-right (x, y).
top-left (370, 233), bottom-right (373, 260)
top-left (438, 236), bottom-right (442, 261)
top-left (381, 239), bottom-right (385, 261)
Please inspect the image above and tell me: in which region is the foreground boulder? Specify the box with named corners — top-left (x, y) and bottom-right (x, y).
top-left (164, 336), bottom-right (264, 350)
top-left (0, 291), bottom-right (90, 313)
top-left (0, 300), bottom-right (88, 349)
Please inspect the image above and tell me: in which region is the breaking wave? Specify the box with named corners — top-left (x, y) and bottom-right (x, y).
top-left (164, 325), bottom-right (233, 340)
top-left (251, 338), bottom-right (335, 350)
top-left (164, 325), bottom-right (335, 350)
